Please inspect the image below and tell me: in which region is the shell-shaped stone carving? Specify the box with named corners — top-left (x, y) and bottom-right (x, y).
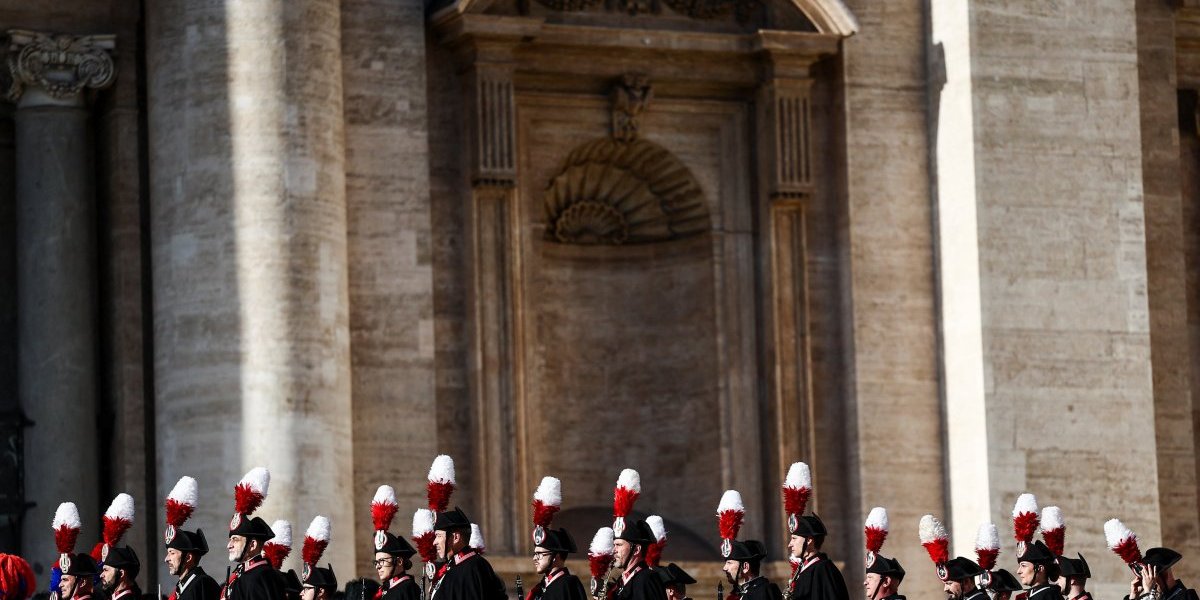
top-left (544, 138), bottom-right (710, 245)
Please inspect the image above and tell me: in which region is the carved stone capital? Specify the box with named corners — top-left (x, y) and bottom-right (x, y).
top-left (6, 30), bottom-right (116, 107)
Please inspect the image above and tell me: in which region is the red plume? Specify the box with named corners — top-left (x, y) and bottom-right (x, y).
top-left (54, 527), bottom-right (79, 555)
top-left (717, 490), bottom-right (744, 541)
top-left (165, 500), bottom-right (194, 529)
top-left (264, 544), bottom-right (290, 570)
top-left (613, 470), bottom-right (641, 518)
top-left (919, 515), bottom-right (950, 565)
top-left (533, 501), bottom-right (559, 529)
top-left (427, 456), bottom-right (457, 513)
top-left (0, 553), bottom-right (37, 600)
top-left (372, 486), bottom-right (399, 531)
top-left (646, 542), bottom-right (665, 568)
top-left (1011, 494), bottom-right (1039, 543)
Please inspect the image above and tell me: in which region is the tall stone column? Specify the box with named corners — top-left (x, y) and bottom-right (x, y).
top-left (7, 30), bottom-right (115, 575)
top-left (146, 0), bottom-right (355, 579)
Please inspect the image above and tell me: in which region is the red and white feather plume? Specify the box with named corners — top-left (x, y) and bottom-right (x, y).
top-left (235, 467), bottom-right (271, 516)
top-left (1011, 493), bottom-right (1039, 545)
top-left (716, 489), bottom-right (745, 557)
top-left (52, 502), bottom-right (82, 559)
top-left (919, 514), bottom-right (950, 566)
top-left (469, 523), bottom-right (485, 553)
top-left (1040, 507), bottom-right (1065, 557)
top-left (264, 520), bottom-right (293, 569)
top-left (372, 485), bottom-right (399, 532)
top-left (96, 493), bottom-right (135, 560)
top-left (1104, 518), bottom-right (1142, 565)
top-left (165, 477), bottom-right (198, 539)
top-left (412, 509), bottom-right (437, 564)
top-left (975, 522), bottom-right (1000, 571)
top-left (588, 527), bottom-right (615, 579)
top-left (864, 507), bottom-right (889, 558)
top-left (427, 455), bottom-right (456, 513)
top-left (646, 515), bottom-right (667, 568)
top-left (782, 462), bottom-right (812, 518)
top-left (302, 516), bottom-right (331, 569)
top-left (532, 476), bottom-right (562, 532)
top-left (612, 469), bottom-right (642, 533)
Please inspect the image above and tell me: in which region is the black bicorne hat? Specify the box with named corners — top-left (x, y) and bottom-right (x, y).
top-left (104, 546), bottom-right (141, 579)
top-left (282, 570), bottom-right (303, 594)
top-left (657, 563), bottom-right (697, 587)
top-left (1057, 553), bottom-right (1090, 579)
top-left (724, 540), bottom-right (767, 562)
top-left (1143, 548), bottom-right (1183, 571)
top-left (865, 554), bottom-right (905, 581)
top-left (372, 531), bottom-right (416, 559)
top-left (433, 507), bottom-right (471, 532)
top-left (989, 569), bottom-right (1021, 592)
top-left (938, 557), bottom-right (984, 582)
top-left (1016, 540), bottom-right (1055, 565)
top-left (60, 553), bottom-right (99, 577)
top-left (167, 528), bottom-right (211, 556)
top-left (303, 563), bottom-right (338, 592)
top-left (614, 520), bottom-right (656, 545)
top-left (229, 514), bottom-right (276, 541)
top-left (788, 514), bottom-right (827, 538)
top-left (534, 528), bottom-right (577, 554)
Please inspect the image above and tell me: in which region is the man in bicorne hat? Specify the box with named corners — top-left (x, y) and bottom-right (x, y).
top-left (1054, 555), bottom-right (1090, 600)
top-left (1015, 542), bottom-right (1063, 600)
top-left (862, 552), bottom-right (903, 600)
top-left (224, 515), bottom-right (284, 600)
top-left (166, 529), bottom-right (221, 600)
top-left (658, 564), bottom-right (695, 600)
top-left (1127, 548), bottom-right (1199, 600)
top-left (723, 540), bottom-right (781, 600)
top-left (58, 554), bottom-right (99, 600)
top-left (529, 528), bottom-right (587, 600)
top-left (937, 558), bottom-right (987, 600)
top-left (612, 520), bottom-right (667, 600)
top-left (786, 515), bottom-right (848, 600)
top-left (301, 564), bottom-right (337, 600)
top-left (101, 546), bottom-right (143, 600)
top-left (429, 507), bottom-right (506, 600)
top-left (373, 532), bottom-right (419, 600)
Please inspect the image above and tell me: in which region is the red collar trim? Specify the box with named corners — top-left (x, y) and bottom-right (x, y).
top-left (622, 566), bottom-right (643, 584)
top-left (389, 576), bottom-right (412, 589)
top-left (545, 569), bottom-right (566, 586)
top-left (112, 590), bottom-right (136, 600)
top-left (454, 551), bottom-right (477, 565)
top-left (800, 556), bottom-right (821, 573)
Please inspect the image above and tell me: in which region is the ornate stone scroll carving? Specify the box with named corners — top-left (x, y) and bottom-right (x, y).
top-left (611, 74), bottom-right (652, 142)
top-left (544, 138), bottom-right (709, 244)
top-left (5, 30), bottom-right (115, 103)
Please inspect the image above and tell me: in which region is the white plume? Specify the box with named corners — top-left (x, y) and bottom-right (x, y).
top-left (105, 493), bottom-right (136, 522)
top-left (271, 520), bottom-right (293, 547)
top-left (647, 515), bottom-right (667, 542)
top-left (469, 523), bottom-right (485, 550)
top-left (167, 477), bottom-right (199, 507)
top-left (1104, 518), bottom-right (1135, 548)
top-left (240, 467), bottom-right (271, 495)
top-left (865, 507), bottom-right (888, 531)
top-left (784, 462), bottom-right (811, 489)
top-left (616, 469), bottom-right (641, 493)
top-left (590, 527), bottom-right (615, 555)
top-left (717, 490), bottom-right (744, 514)
top-left (412, 509), bottom-right (435, 537)
top-left (53, 502), bottom-right (81, 530)
top-left (428, 455), bottom-right (456, 485)
top-left (919, 514), bottom-right (948, 543)
top-left (1012, 493), bottom-right (1038, 517)
top-left (975, 522), bottom-right (999, 550)
top-left (305, 515), bottom-right (331, 542)
top-left (534, 477), bottom-right (563, 506)
top-left (1040, 506), bottom-right (1064, 531)
top-left (374, 485), bottom-right (397, 506)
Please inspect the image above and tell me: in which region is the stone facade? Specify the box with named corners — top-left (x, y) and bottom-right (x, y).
top-left (1, 2), bottom-right (1199, 600)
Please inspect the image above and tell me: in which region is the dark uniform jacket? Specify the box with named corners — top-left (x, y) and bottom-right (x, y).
top-left (964, 590), bottom-right (990, 600)
top-left (529, 569), bottom-right (587, 600)
top-left (738, 577), bottom-right (782, 600)
top-left (787, 555), bottom-right (848, 600)
top-left (1126, 582), bottom-right (1200, 600)
top-left (174, 567), bottom-right (221, 600)
top-left (615, 563), bottom-right (666, 600)
top-left (223, 555), bottom-right (284, 600)
top-left (878, 595), bottom-right (905, 600)
top-left (430, 550), bottom-right (507, 600)
top-left (378, 576), bottom-right (420, 600)
top-left (1027, 584), bottom-right (1064, 600)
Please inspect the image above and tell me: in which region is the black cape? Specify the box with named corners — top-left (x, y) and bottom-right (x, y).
top-left (534, 569), bottom-right (587, 600)
top-left (786, 555), bottom-right (848, 600)
top-left (176, 567), bottom-right (221, 600)
top-left (964, 591), bottom-right (989, 600)
top-left (223, 556), bottom-right (284, 600)
top-left (615, 564), bottom-right (666, 600)
top-left (739, 577), bottom-right (782, 600)
top-left (380, 576), bottom-right (421, 600)
top-left (431, 552), bottom-right (507, 600)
